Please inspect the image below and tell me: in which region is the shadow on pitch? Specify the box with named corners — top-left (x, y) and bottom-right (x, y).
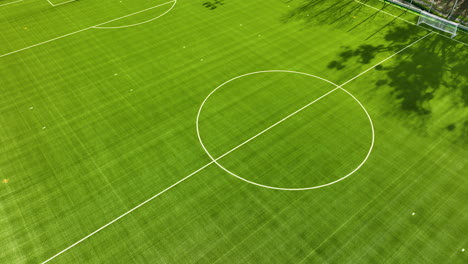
top-left (281, 0), bottom-right (365, 28)
top-left (328, 24), bottom-right (468, 145)
top-left (283, 0), bottom-right (467, 144)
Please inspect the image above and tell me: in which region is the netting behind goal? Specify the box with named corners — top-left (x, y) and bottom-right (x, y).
top-left (417, 11), bottom-right (459, 38)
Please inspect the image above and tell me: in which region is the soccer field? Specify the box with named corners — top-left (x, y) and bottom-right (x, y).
top-left (0, 0), bottom-right (467, 263)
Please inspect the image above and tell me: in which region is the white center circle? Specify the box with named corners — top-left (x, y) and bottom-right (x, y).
top-left (196, 70), bottom-right (375, 191)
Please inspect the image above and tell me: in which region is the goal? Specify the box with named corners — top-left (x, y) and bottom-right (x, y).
top-left (417, 11), bottom-right (459, 38)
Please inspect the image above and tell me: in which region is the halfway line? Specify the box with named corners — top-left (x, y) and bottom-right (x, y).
top-left (40, 78), bottom-right (339, 264)
top-left (40, 32), bottom-right (433, 263)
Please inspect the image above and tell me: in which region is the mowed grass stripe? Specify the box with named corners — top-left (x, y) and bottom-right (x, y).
top-left (39, 25), bottom-right (433, 263)
top-left (1, 0), bottom-right (467, 263)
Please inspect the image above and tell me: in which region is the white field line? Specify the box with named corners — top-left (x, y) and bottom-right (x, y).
top-left (40, 84), bottom-right (339, 264)
top-left (40, 162), bottom-right (214, 264)
top-left (0, 1), bottom-right (175, 59)
top-left (0, 27), bottom-right (91, 59)
top-left (340, 31), bottom-right (434, 87)
top-left (93, 1), bottom-right (177, 29)
top-left (296, 139), bottom-right (445, 264)
top-left (195, 70), bottom-right (374, 191)
top-left (354, 0), bottom-right (417, 26)
top-left (303, 136), bottom-right (451, 264)
top-left (353, 0), bottom-right (468, 46)
top-left (215, 87), bottom-right (340, 162)
top-left (197, 32), bottom-right (433, 191)
top-left (0, 0), bottom-right (23, 7)
top-left (40, 32), bottom-right (433, 263)
top-left (46, 0), bottom-right (76, 6)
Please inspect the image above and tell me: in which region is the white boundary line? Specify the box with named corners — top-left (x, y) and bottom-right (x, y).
top-left (0, 0), bottom-right (176, 59)
top-left (0, 0), bottom-right (23, 7)
top-left (39, 32), bottom-right (433, 263)
top-left (353, 0), bottom-right (468, 46)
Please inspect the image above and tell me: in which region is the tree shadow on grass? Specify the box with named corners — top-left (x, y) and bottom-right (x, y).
top-left (281, 0), bottom-right (369, 29)
top-left (328, 23), bottom-right (468, 144)
top-left (328, 44), bottom-right (389, 70)
top-left (283, 0), bottom-right (468, 145)
top-left (281, 0), bottom-right (406, 35)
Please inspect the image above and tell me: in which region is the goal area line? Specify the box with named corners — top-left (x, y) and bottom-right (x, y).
top-left (46, 0), bottom-right (76, 6)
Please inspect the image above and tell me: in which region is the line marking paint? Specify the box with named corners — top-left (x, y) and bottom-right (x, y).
top-left (40, 161), bottom-right (213, 264)
top-left (93, 1), bottom-right (176, 29)
top-left (39, 32), bottom-right (433, 263)
top-left (0, 1), bottom-right (176, 59)
top-left (0, 0), bottom-right (23, 7)
top-left (46, 0), bottom-right (76, 6)
top-left (196, 71), bottom-right (374, 190)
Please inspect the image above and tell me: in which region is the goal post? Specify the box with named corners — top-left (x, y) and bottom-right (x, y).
top-left (417, 11), bottom-right (459, 38)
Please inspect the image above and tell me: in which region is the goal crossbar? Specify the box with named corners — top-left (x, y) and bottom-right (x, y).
top-left (417, 11), bottom-right (459, 38)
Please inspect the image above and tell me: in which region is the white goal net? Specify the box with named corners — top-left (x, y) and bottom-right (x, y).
top-left (417, 11), bottom-right (459, 38)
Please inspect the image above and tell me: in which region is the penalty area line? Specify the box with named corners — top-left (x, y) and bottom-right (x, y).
top-left (0, 0), bottom-right (176, 59)
top-left (39, 31), bottom-right (433, 263)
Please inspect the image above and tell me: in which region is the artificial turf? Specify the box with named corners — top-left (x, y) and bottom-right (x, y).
top-left (0, 0), bottom-right (467, 263)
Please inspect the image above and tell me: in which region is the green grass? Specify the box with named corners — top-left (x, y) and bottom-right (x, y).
top-left (0, 0), bottom-right (467, 263)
